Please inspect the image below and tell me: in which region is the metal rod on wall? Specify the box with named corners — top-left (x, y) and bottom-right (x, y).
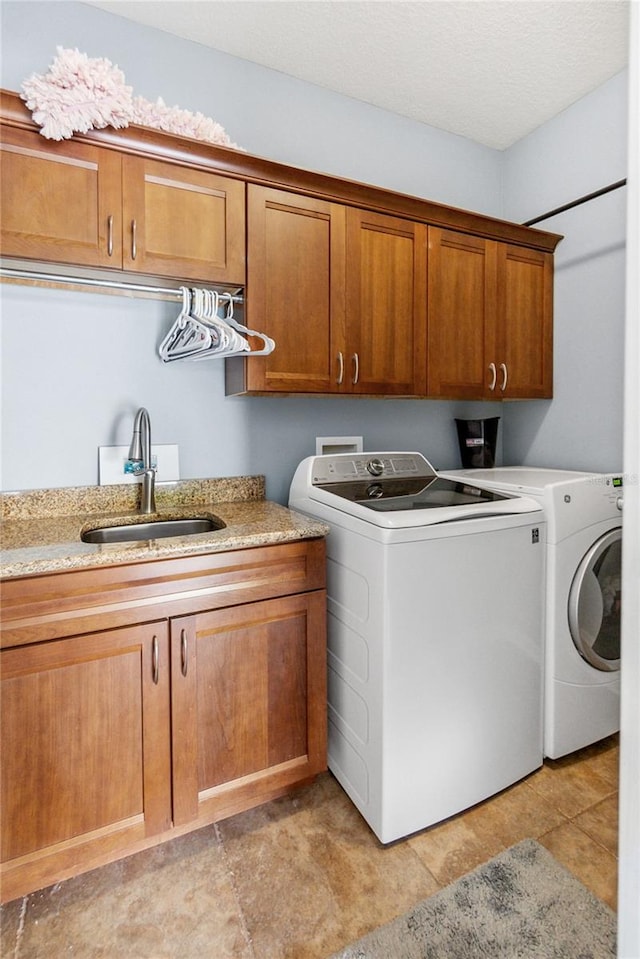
top-left (523, 178), bottom-right (627, 227)
top-left (0, 266), bottom-right (244, 303)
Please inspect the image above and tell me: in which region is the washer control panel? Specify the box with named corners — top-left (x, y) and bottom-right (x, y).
top-left (311, 452), bottom-right (436, 486)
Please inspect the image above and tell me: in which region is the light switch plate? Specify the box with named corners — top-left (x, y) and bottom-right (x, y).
top-left (99, 445), bottom-right (180, 485)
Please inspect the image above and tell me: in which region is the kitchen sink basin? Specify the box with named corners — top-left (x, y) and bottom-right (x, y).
top-left (81, 516), bottom-right (225, 544)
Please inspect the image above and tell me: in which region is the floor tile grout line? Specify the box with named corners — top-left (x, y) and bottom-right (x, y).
top-left (522, 777), bottom-right (618, 825)
top-left (214, 821), bottom-right (257, 959)
top-left (404, 841), bottom-right (446, 897)
top-left (569, 818), bottom-right (620, 861)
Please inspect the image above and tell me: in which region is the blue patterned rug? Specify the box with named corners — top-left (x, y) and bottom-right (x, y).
top-left (330, 839), bottom-right (616, 958)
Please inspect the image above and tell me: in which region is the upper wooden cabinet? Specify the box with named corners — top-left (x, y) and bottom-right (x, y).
top-left (345, 209), bottom-right (427, 395)
top-left (494, 243), bottom-right (553, 398)
top-left (0, 127), bottom-right (123, 269)
top-left (427, 227), bottom-right (553, 399)
top-left (427, 228), bottom-right (494, 399)
top-left (238, 186), bottom-right (346, 393)
top-left (1, 89), bottom-right (561, 399)
top-left (120, 155), bottom-right (245, 283)
top-left (228, 185), bottom-right (426, 396)
top-left (0, 126), bottom-right (245, 284)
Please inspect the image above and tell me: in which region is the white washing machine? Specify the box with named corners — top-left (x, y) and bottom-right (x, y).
top-left (444, 467), bottom-right (623, 759)
top-left (289, 452), bottom-right (546, 843)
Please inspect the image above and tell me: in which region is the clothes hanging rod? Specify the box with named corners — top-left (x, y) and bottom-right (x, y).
top-left (0, 266), bottom-right (243, 302)
top-left (523, 178), bottom-right (627, 227)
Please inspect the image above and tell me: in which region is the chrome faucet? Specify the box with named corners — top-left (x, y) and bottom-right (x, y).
top-left (128, 407), bottom-right (156, 514)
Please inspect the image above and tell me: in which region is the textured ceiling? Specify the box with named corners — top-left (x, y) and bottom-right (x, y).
top-left (84, 0), bottom-right (629, 149)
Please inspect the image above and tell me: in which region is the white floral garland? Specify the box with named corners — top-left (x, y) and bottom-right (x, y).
top-left (21, 47), bottom-right (242, 149)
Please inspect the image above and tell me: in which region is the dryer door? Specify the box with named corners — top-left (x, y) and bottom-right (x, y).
top-left (568, 528), bottom-right (621, 671)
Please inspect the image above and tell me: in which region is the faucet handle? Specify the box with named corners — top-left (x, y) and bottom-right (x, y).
top-left (125, 457), bottom-right (157, 477)
top-left (125, 458), bottom-right (145, 475)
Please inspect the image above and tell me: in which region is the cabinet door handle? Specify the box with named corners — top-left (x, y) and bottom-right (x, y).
top-left (152, 635), bottom-right (159, 684)
top-left (352, 353), bottom-right (359, 386)
top-left (131, 219), bottom-right (137, 260)
top-left (336, 351), bottom-right (344, 385)
top-left (488, 362), bottom-right (497, 391)
top-left (180, 629), bottom-right (188, 677)
top-left (107, 215), bottom-right (114, 257)
top-left (500, 363), bottom-right (508, 392)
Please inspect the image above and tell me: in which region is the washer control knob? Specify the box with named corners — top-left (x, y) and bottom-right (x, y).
top-left (367, 484), bottom-right (384, 499)
top-left (616, 496), bottom-right (623, 511)
top-left (366, 458), bottom-right (385, 476)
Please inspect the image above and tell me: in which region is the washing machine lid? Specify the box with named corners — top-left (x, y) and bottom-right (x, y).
top-left (444, 467), bottom-right (604, 494)
top-left (301, 453), bottom-right (543, 528)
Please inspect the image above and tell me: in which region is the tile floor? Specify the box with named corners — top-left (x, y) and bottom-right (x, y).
top-left (1, 734), bottom-right (619, 959)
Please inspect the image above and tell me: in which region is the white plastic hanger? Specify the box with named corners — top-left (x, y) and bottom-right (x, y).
top-left (218, 292), bottom-right (276, 356)
top-left (158, 286), bottom-right (275, 362)
top-left (159, 287), bottom-right (214, 362)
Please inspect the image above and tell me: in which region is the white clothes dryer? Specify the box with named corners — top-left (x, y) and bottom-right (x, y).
top-left (443, 467), bottom-right (623, 759)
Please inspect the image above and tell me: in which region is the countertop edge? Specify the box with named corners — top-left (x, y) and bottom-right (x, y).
top-left (1, 499), bottom-right (329, 580)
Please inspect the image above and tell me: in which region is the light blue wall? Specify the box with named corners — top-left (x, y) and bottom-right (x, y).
top-left (0, 2), bottom-right (628, 500)
top-left (501, 72), bottom-right (628, 472)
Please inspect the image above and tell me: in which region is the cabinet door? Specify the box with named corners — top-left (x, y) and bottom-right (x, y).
top-left (346, 209), bottom-right (427, 395)
top-left (0, 127), bottom-right (122, 267)
top-left (240, 185), bottom-right (346, 393)
top-left (427, 227), bottom-right (497, 399)
top-left (0, 622), bottom-right (171, 902)
top-left (171, 591), bottom-right (327, 827)
top-left (496, 243), bottom-right (553, 398)
top-left (121, 155), bottom-right (245, 283)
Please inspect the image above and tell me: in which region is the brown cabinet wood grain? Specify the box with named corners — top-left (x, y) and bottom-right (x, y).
top-left (1, 127), bottom-right (245, 284)
top-left (0, 540), bottom-right (327, 902)
top-left (495, 243), bottom-right (553, 398)
top-left (346, 209), bottom-right (427, 395)
top-left (1, 622), bottom-right (172, 898)
top-left (121, 155), bottom-right (245, 283)
top-left (427, 227), bottom-right (554, 399)
top-left (170, 592), bottom-right (326, 828)
top-left (237, 186), bottom-right (346, 393)
top-left (228, 185), bottom-right (426, 396)
top-left (0, 127), bottom-right (122, 268)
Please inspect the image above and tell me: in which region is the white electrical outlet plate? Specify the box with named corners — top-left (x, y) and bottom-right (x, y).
top-left (99, 445), bottom-right (180, 485)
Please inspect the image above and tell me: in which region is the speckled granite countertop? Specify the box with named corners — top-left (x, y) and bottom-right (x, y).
top-left (0, 476), bottom-right (328, 579)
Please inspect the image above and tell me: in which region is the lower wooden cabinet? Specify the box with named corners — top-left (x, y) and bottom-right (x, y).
top-left (0, 540), bottom-right (327, 902)
top-left (1, 622), bottom-right (172, 894)
top-left (171, 593), bottom-right (327, 828)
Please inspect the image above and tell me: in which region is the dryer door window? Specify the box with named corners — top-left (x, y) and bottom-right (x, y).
top-left (568, 528), bottom-right (621, 672)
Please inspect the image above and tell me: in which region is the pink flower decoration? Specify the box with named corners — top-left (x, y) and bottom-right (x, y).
top-left (21, 47), bottom-right (243, 150)
top-left (21, 47), bottom-right (133, 140)
top-left (132, 96), bottom-right (242, 150)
